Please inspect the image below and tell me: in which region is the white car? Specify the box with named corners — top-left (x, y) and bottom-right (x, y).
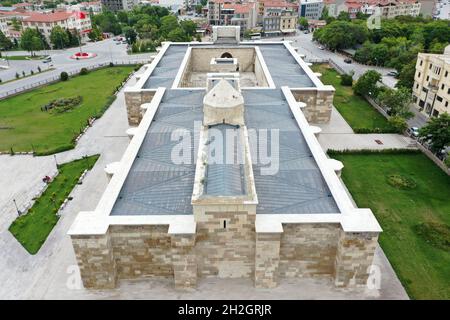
top-left (407, 127), bottom-right (420, 138)
top-left (318, 45), bottom-right (325, 50)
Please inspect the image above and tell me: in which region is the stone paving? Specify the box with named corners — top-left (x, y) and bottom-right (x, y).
top-left (0, 69), bottom-right (410, 300)
top-left (313, 107), bottom-right (417, 152)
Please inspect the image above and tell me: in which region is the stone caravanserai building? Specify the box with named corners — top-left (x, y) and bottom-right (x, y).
top-left (68, 27), bottom-right (382, 290)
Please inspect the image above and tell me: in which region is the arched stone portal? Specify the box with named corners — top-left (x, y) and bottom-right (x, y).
top-left (220, 52), bottom-right (233, 58)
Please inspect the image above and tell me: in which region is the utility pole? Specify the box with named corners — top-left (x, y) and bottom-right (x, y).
top-left (13, 199), bottom-right (20, 216)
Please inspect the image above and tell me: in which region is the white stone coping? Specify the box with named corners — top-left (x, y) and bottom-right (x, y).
top-left (68, 87), bottom-right (167, 236)
top-left (253, 46), bottom-right (276, 89)
top-left (309, 126), bottom-right (322, 136)
top-left (314, 72), bottom-right (322, 77)
top-left (172, 46), bottom-right (192, 89)
top-left (126, 127), bottom-right (138, 139)
top-left (280, 86), bottom-right (382, 234)
top-left (328, 159), bottom-right (344, 172)
top-left (104, 162), bottom-right (121, 176)
top-left (283, 41), bottom-right (326, 89)
top-left (127, 42), bottom-right (171, 91)
top-left (68, 213), bottom-right (196, 236)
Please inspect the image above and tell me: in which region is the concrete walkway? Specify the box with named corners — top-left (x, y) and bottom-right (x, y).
top-left (0, 67), bottom-right (142, 299)
top-left (313, 107), bottom-right (417, 152)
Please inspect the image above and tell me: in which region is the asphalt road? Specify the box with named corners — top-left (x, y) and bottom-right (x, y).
top-left (0, 38), bottom-right (153, 95)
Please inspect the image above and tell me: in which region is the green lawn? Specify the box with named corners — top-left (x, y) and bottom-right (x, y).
top-left (4, 55), bottom-right (46, 60)
top-left (312, 64), bottom-right (395, 133)
top-left (0, 66), bottom-right (135, 155)
top-left (9, 155), bottom-right (99, 254)
top-left (330, 151), bottom-right (450, 299)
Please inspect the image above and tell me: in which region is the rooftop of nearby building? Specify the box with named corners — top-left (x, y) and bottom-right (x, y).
top-left (23, 10), bottom-right (88, 22)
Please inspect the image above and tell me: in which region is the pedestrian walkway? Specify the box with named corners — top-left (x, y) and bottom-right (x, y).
top-left (313, 107), bottom-right (417, 151)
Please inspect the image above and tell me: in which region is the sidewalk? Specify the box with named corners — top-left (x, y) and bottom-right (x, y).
top-left (313, 107), bottom-right (417, 152)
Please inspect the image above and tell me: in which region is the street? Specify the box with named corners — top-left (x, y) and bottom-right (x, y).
top-left (0, 38), bottom-right (153, 94)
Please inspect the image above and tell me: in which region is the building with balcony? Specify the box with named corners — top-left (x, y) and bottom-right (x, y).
top-left (412, 45), bottom-right (450, 118)
top-left (299, 0), bottom-right (324, 20)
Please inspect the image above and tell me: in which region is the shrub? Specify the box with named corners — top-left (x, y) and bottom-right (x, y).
top-left (60, 71), bottom-right (69, 81)
top-left (386, 174), bottom-right (416, 189)
top-left (414, 222), bottom-right (450, 251)
top-left (340, 73), bottom-right (353, 86)
top-left (30, 70), bottom-right (34, 75)
top-left (37, 66), bottom-right (41, 73)
top-left (79, 68), bottom-right (88, 75)
top-left (388, 115), bottom-right (408, 133)
top-left (15, 72), bottom-right (19, 79)
top-left (109, 62), bottom-right (114, 67)
top-left (22, 71), bottom-right (25, 77)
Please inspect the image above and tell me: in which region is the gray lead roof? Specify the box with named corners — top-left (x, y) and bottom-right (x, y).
top-left (112, 43), bottom-right (339, 216)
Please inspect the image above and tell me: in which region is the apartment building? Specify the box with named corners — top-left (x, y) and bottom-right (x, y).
top-left (0, 14), bottom-right (9, 38)
top-left (22, 11), bottom-right (92, 43)
top-left (325, 0), bottom-right (421, 18)
top-left (434, 0), bottom-right (450, 20)
top-left (100, 0), bottom-right (138, 12)
top-left (412, 45), bottom-right (450, 118)
top-left (299, 0), bottom-right (324, 19)
top-left (263, 7), bottom-right (297, 35)
top-left (207, 1), bottom-right (257, 31)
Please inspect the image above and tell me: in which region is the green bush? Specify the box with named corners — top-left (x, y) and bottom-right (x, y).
top-left (34, 143), bottom-right (75, 156)
top-left (388, 115), bottom-right (408, 133)
top-left (79, 68), bottom-right (89, 75)
top-left (340, 73), bottom-right (353, 86)
top-left (327, 149), bottom-right (421, 156)
top-left (413, 222), bottom-right (450, 251)
top-left (444, 154), bottom-right (450, 168)
top-left (60, 72), bottom-right (69, 81)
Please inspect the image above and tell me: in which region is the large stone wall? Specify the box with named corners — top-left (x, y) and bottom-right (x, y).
top-left (71, 221), bottom-right (379, 290)
top-left (109, 225), bottom-right (173, 279)
top-left (195, 211), bottom-right (255, 278)
top-left (279, 223), bottom-right (340, 278)
top-left (291, 88), bottom-right (335, 123)
top-left (124, 90), bottom-right (156, 125)
top-left (334, 230), bottom-right (379, 287)
top-left (190, 48), bottom-right (255, 72)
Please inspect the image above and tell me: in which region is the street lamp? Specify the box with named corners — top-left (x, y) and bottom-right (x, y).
top-left (13, 199), bottom-right (21, 216)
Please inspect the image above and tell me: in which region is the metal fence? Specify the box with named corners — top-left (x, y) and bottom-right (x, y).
top-left (0, 59), bottom-right (150, 100)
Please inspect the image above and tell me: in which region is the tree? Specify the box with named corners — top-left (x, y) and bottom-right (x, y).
top-left (313, 20), bottom-right (368, 50)
top-left (166, 27), bottom-right (189, 42)
top-left (353, 70), bottom-right (382, 97)
top-left (123, 26), bottom-right (137, 44)
top-left (419, 113), bottom-right (450, 153)
top-left (160, 15), bottom-right (179, 37)
top-left (180, 20), bottom-right (197, 37)
top-left (20, 28), bottom-right (44, 56)
top-left (388, 115), bottom-right (408, 133)
top-left (50, 26), bottom-right (69, 49)
top-left (117, 11), bottom-right (128, 24)
top-left (377, 87), bottom-right (413, 119)
top-left (337, 11), bottom-right (350, 21)
top-left (298, 17), bottom-right (308, 30)
top-left (340, 73), bottom-right (353, 86)
top-left (60, 71), bottom-right (69, 81)
top-left (88, 26), bottom-right (102, 41)
top-left (0, 30), bottom-right (13, 50)
top-left (396, 60), bottom-right (416, 90)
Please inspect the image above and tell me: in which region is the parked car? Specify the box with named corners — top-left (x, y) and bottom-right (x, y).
top-left (43, 56), bottom-right (52, 63)
top-left (407, 126), bottom-right (420, 138)
top-left (344, 58), bottom-right (352, 64)
top-left (318, 45), bottom-right (325, 50)
top-left (303, 30), bottom-right (309, 34)
top-left (387, 71), bottom-right (399, 77)
top-left (122, 40), bottom-right (127, 44)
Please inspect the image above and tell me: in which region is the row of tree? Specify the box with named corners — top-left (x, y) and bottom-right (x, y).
top-left (89, 6), bottom-right (198, 52)
top-left (313, 16), bottom-right (450, 90)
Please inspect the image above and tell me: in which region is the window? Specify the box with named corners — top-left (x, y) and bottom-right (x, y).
top-left (429, 64), bottom-right (432, 69)
top-left (426, 76), bottom-right (429, 81)
top-left (442, 84), bottom-right (445, 90)
top-left (437, 96), bottom-right (443, 102)
top-left (418, 72), bottom-right (421, 78)
top-left (419, 60), bottom-right (423, 66)
top-left (445, 71), bottom-right (448, 77)
top-left (448, 88), bottom-right (450, 95)
top-left (422, 87), bottom-right (428, 93)
top-left (446, 101), bottom-right (449, 107)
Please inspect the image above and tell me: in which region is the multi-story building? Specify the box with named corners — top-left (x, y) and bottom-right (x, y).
top-left (100, 0), bottom-right (138, 12)
top-left (22, 11), bottom-right (92, 44)
top-left (325, 0), bottom-right (421, 18)
top-left (299, 0), bottom-right (324, 19)
top-left (0, 14), bottom-right (9, 38)
top-left (60, 1), bottom-right (103, 15)
top-left (263, 7), bottom-right (297, 35)
top-left (434, 0), bottom-right (450, 20)
top-left (412, 45), bottom-right (450, 118)
top-left (258, 0), bottom-right (299, 23)
top-left (207, 1), bottom-right (257, 31)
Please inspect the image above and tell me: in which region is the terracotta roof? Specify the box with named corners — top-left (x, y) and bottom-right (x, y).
top-left (24, 11), bottom-right (88, 22)
top-left (223, 3), bottom-right (253, 14)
